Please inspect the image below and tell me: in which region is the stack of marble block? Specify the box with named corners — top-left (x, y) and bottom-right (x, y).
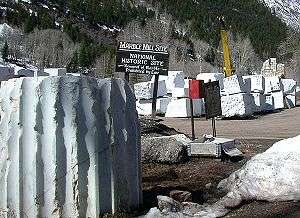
top-left (134, 71), bottom-right (204, 117)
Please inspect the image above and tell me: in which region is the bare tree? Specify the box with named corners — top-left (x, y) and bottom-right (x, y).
top-left (24, 29), bottom-right (78, 69)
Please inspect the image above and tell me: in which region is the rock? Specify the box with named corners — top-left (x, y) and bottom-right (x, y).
top-left (281, 79), bottom-right (297, 95)
top-left (0, 76), bottom-right (142, 217)
top-left (265, 76), bottom-right (281, 93)
top-left (16, 69), bottom-right (34, 77)
top-left (223, 75), bottom-right (247, 95)
top-left (136, 97), bottom-right (171, 115)
top-left (205, 183), bottom-right (212, 190)
top-left (134, 80), bottom-right (167, 99)
top-left (172, 87), bottom-right (189, 98)
top-left (221, 93), bottom-right (254, 117)
top-left (157, 196), bottom-right (183, 213)
top-left (165, 98), bottom-right (203, 118)
top-left (182, 202), bottom-right (205, 216)
top-left (196, 73), bottom-right (225, 90)
top-left (271, 91), bottom-right (284, 110)
top-left (0, 66), bottom-right (14, 81)
top-left (251, 93), bottom-right (266, 112)
top-left (169, 190), bottom-right (192, 203)
top-left (285, 94), bottom-right (296, 108)
top-left (243, 75), bottom-right (265, 93)
top-left (141, 134), bottom-right (190, 163)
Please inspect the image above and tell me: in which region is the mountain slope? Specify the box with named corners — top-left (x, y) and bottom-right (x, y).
top-left (262, 0), bottom-right (300, 30)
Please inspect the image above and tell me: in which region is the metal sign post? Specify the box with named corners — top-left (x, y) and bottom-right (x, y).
top-left (203, 81), bottom-right (222, 137)
top-left (115, 41), bottom-right (169, 118)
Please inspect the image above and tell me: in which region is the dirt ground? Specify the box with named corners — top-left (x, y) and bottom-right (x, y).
top-left (140, 99), bottom-right (300, 217)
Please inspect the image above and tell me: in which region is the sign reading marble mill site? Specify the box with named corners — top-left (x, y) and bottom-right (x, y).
top-left (115, 41), bottom-right (169, 75)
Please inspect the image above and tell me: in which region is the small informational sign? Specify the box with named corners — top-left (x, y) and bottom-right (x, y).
top-left (115, 41), bottom-right (169, 75)
top-left (204, 81), bottom-right (222, 119)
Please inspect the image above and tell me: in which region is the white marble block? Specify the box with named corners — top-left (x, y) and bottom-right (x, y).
top-left (152, 71), bottom-right (185, 93)
top-left (265, 76), bottom-right (281, 93)
top-left (264, 94), bottom-right (274, 111)
top-left (271, 91), bottom-right (285, 110)
top-left (221, 93), bottom-right (254, 117)
top-left (243, 75), bottom-right (265, 93)
top-left (196, 73), bottom-right (224, 90)
top-left (285, 94), bottom-right (296, 108)
top-left (136, 97), bottom-right (171, 115)
top-left (281, 79), bottom-right (297, 95)
top-left (251, 93), bottom-right (266, 112)
top-left (43, 68), bottom-right (67, 76)
top-left (223, 75), bottom-right (247, 95)
top-left (165, 98), bottom-right (202, 118)
top-left (134, 80), bottom-right (167, 99)
top-left (0, 76), bottom-right (142, 217)
top-left (172, 87), bottom-right (189, 98)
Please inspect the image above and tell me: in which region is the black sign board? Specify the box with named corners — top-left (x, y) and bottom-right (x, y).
top-left (204, 81), bottom-right (222, 119)
top-left (115, 41), bottom-right (169, 75)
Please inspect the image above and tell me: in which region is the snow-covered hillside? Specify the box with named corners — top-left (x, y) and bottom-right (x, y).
top-left (262, 0), bottom-right (300, 30)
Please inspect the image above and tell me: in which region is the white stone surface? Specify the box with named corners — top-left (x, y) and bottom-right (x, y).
top-left (251, 93), bottom-right (266, 112)
top-left (265, 76), bottom-right (281, 93)
top-left (165, 98), bottom-right (202, 118)
top-left (264, 94), bottom-right (274, 111)
top-left (136, 97), bottom-right (171, 115)
top-left (285, 94), bottom-right (296, 108)
top-left (134, 80), bottom-right (167, 99)
top-left (43, 68), bottom-right (67, 76)
top-left (196, 73), bottom-right (225, 90)
top-left (0, 76), bottom-right (142, 217)
top-left (243, 75), bottom-right (265, 93)
top-left (223, 75), bottom-right (247, 95)
top-left (221, 93), bottom-right (254, 117)
top-left (271, 91), bottom-right (284, 110)
top-left (172, 87), bottom-right (189, 98)
top-left (281, 79), bottom-right (297, 95)
top-left (152, 71), bottom-right (185, 93)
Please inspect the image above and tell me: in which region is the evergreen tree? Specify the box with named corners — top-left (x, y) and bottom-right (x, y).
top-left (2, 41), bottom-right (9, 62)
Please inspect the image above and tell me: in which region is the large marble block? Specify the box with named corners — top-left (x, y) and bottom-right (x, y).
top-left (134, 80), bottom-right (167, 99)
top-left (281, 79), bottom-right (297, 95)
top-left (251, 93), bottom-right (266, 112)
top-left (265, 76), bottom-right (281, 93)
top-left (285, 94), bottom-right (296, 108)
top-left (152, 71), bottom-right (185, 93)
top-left (243, 75), bottom-right (265, 93)
top-left (223, 75), bottom-right (247, 95)
top-left (271, 91), bottom-right (284, 110)
top-left (136, 97), bottom-right (171, 115)
top-left (165, 98), bottom-right (202, 118)
top-left (172, 87), bottom-right (189, 98)
top-left (221, 93), bottom-right (254, 117)
top-left (264, 94), bottom-right (274, 111)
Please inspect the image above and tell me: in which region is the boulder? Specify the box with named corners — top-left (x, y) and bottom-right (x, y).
top-left (43, 68), bottom-right (67, 76)
top-left (16, 69), bottom-right (34, 77)
top-left (172, 87), bottom-right (189, 98)
top-left (265, 76), bottom-right (281, 93)
top-left (281, 79), bottom-right (297, 95)
top-left (0, 66), bottom-right (14, 81)
top-left (165, 98), bottom-right (203, 118)
top-left (251, 93), bottom-right (266, 112)
top-left (223, 75), bottom-right (247, 95)
top-left (157, 196), bottom-right (183, 213)
top-left (271, 91), bottom-right (284, 110)
top-left (221, 93), bottom-right (254, 117)
top-left (141, 134), bottom-right (191, 163)
top-left (136, 97), bottom-right (171, 115)
top-left (134, 80), bottom-right (167, 99)
top-left (196, 73), bottom-right (225, 90)
top-left (169, 190), bottom-right (192, 203)
top-left (243, 75), bottom-right (265, 93)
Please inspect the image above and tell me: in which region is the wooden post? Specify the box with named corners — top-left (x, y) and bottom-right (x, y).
top-left (124, 72), bottom-right (130, 82)
top-left (151, 74), bottom-right (159, 118)
top-left (212, 117), bottom-right (217, 137)
top-left (190, 98), bottom-right (195, 140)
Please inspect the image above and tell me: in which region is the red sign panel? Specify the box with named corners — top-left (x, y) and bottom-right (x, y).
top-left (189, 80), bottom-right (204, 99)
